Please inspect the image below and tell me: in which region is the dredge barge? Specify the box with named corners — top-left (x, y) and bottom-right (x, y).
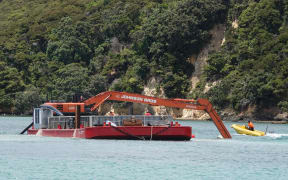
top-left (25, 91), bottom-right (231, 140)
top-left (28, 115), bottom-right (191, 140)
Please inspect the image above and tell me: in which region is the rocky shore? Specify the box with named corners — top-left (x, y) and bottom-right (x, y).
top-left (176, 111), bottom-right (288, 124)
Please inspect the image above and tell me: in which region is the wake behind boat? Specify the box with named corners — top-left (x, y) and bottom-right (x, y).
top-left (231, 124), bottom-right (265, 136)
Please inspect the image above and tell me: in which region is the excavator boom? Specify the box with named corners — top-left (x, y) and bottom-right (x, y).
top-left (84, 91), bottom-right (205, 111)
top-left (84, 91), bottom-right (231, 139)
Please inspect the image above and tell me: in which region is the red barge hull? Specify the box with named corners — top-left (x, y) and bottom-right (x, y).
top-left (27, 126), bottom-right (192, 141)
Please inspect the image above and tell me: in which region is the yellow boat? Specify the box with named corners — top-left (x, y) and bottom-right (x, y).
top-left (231, 124), bottom-right (265, 136)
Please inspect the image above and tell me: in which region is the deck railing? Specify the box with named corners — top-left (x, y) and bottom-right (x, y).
top-left (47, 115), bottom-right (173, 129)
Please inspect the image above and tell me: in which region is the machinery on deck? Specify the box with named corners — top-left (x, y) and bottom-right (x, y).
top-left (40, 91), bottom-right (231, 139)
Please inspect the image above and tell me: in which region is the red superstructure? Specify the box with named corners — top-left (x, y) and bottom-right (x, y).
top-left (26, 91), bottom-right (231, 140)
top-left (44, 102), bottom-right (85, 113)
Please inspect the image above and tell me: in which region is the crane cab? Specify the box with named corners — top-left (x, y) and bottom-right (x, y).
top-left (44, 103), bottom-right (85, 114)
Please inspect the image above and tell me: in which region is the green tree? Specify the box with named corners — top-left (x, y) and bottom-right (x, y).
top-left (46, 17), bottom-right (92, 64)
top-left (51, 63), bottom-right (89, 101)
top-left (0, 62), bottom-right (25, 111)
top-left (84, 74), bottom-right (108, 98)
top-left (132, 0), bottom-right (227, 60)
top-left (14, 85), bottom-right (45, 114)
top-left (162, 72), bottom-right (190, 98)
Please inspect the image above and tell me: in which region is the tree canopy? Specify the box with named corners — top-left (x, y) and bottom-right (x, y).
top-left (0, 0), bottom-right (287, 116)
top-left (196, 0), bottom-right (288, 114)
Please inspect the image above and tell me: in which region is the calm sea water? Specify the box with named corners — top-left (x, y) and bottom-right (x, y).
top-left (0, 116), bottom-right (287, 180)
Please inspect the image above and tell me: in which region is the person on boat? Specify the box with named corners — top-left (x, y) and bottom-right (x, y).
top-left (247, 121), bottom-right (254, 131)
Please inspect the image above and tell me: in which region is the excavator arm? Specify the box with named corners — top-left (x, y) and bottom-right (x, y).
top-left (83, 91), bottom-right (231, 138)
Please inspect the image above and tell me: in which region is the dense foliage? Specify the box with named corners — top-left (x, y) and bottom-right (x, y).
top-left (194, 0), bottom-right (288, 114)
top-left (0, 0), bottom-right (227, 113)
top-left (0, 0), bottom-right (286, 115)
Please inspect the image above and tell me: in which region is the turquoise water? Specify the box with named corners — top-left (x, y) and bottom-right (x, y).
top-left (0, 116), bottom-right (288, 180)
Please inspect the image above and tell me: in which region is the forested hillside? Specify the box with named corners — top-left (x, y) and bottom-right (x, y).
top-left (0, 0), bottom-right (287, 119)
top-left (193, 0), bottom-right (288, 119)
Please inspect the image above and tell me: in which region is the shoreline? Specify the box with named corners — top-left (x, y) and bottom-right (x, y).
top-left (1, 116), bottom-right (287, 124)
top-left (175, 118), bottom-right (288, 124)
